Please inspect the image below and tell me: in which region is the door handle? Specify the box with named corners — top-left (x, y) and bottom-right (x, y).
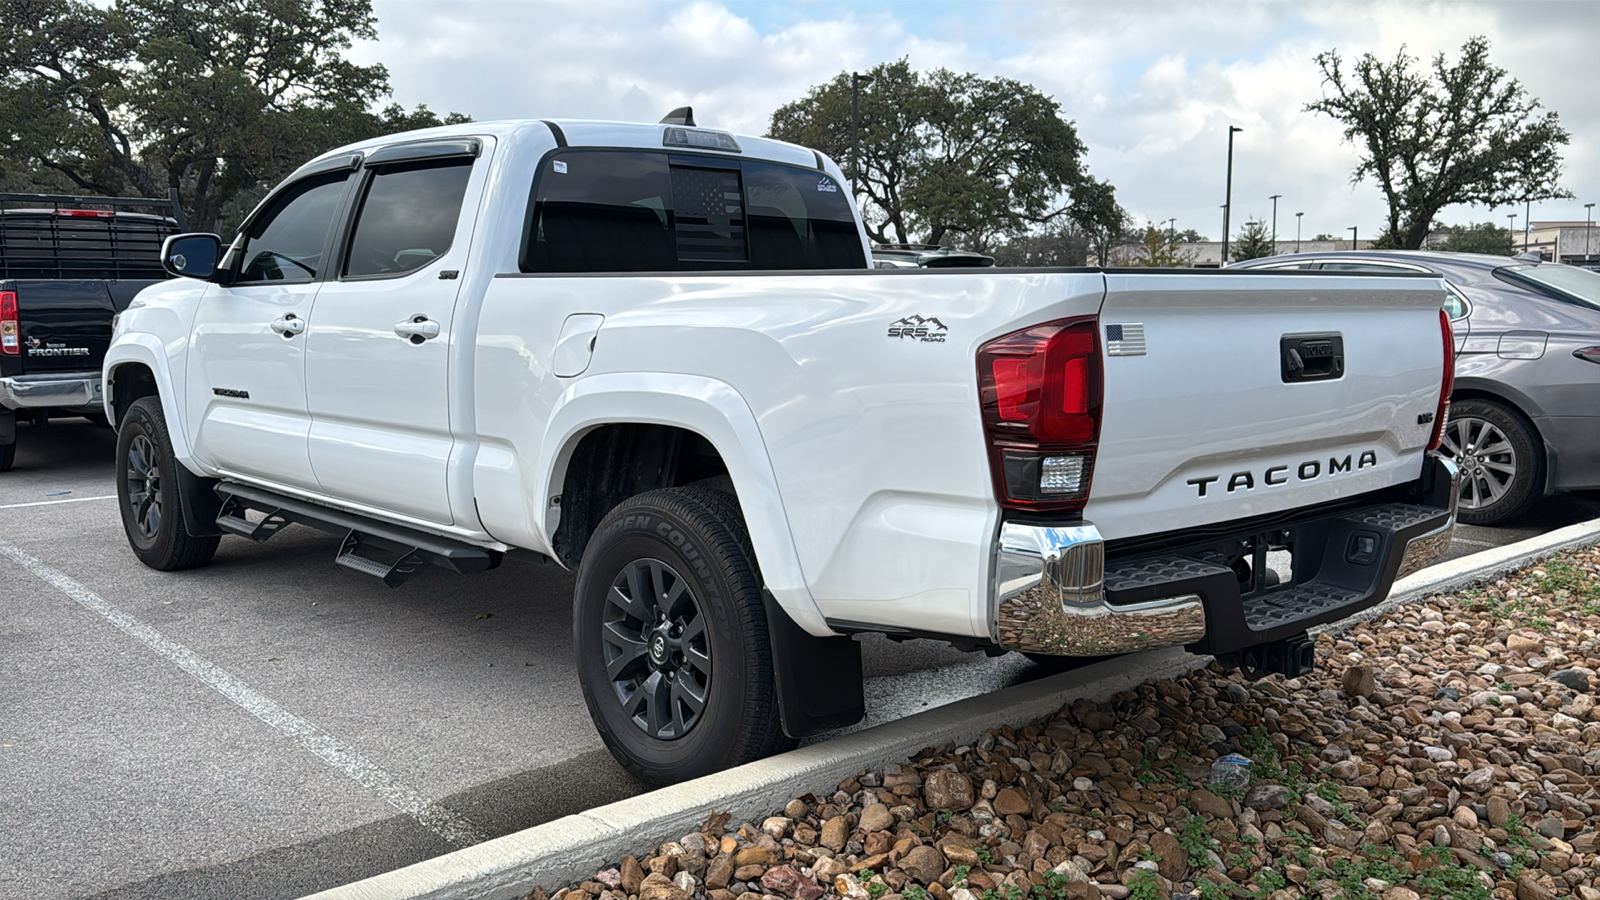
top-left (269, 314), bottom-right (305, 337)
top-left (394, 316), bottom-right (441, 343)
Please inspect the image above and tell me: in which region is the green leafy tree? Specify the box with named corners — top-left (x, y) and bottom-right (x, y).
top-left (1070, 177), bottom-right (1129, 269)
top-left (769, 59), bottom-right (1091, 248)
top-left (1306, 35), bottom-right (1570, 250)
top-left (1128, 223), bottom-right (1197, 267)
top-left (1173, 228), bottom-right (1207, 243)
top-left (0, 0), bottom-right (468, 231)
top-left (1231, 220), bottom-right (1275, 261)
top-left (1441, 222), bottom-right (1514, 255)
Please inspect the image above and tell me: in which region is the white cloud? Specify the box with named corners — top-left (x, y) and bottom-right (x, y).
top-left (355, 0), bottom-right (1599, 243)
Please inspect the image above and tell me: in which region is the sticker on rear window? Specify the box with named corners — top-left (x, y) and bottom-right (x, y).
top-left (553, 160), bottom-right (568, 174)
top-left (817, 178), bottom-right (837, 193)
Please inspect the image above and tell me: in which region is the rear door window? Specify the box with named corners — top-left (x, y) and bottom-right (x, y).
top-left (343, 160), bottom-right (473, 279)
top-left (521, 150), bottom-right (864, 273)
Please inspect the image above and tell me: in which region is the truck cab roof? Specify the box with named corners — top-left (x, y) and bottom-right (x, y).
top-left (297, 119), bottom-right (829, 179)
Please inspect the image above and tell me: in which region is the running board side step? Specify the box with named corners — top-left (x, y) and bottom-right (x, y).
top-left (214, 483), bottom-right (500, 588)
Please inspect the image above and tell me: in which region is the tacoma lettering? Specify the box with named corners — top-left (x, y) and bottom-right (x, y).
top-left (1189, 450), bottom-right (1381, 497)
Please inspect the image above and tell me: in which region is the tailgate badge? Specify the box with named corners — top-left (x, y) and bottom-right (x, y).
top-left (1105, 323), bottom-right (1145, 356)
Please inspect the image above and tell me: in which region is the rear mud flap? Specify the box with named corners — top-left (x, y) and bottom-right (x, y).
top-left (763, 591), bottom-right (865, 739)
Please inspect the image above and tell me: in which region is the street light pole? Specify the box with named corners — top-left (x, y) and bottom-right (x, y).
top-left (851, 72), bottom-right (873, 185)
top-left (1349, 226), bottom-right (1358, 250)
top-left (1508, 212), bottom-right (1517, 251)
top-left (1524, 197), bottom-right (1532, 253)
top-left (1166, 218), bottom-right (1176, 242)
top-left (1221, 126), bottom-right (1242, 264)
top-left (1585, 202), bottom-right (1595, 263)
top-left (1269, 194), bottom-right (1281, 256)
top-left (1295, 212), bottom-right (1303, 253)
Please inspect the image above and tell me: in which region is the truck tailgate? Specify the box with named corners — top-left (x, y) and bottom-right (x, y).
top-left (1086, 271), bottom-right (1447, 541)
top-left (2, 279), bottom-right (141, 374)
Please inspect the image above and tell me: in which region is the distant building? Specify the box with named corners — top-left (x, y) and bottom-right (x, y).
top-left (1518, 220), bottom-right (1599, 267)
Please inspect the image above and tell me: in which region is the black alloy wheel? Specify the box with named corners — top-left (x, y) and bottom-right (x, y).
top-left (574, 486), bottom-right (792, 786)
top-left (125, 432), bottom-right (163, 540)
top-left (603, 558), bottom-right (713, 740)
top-left (115, 397), bottom-right (219, 570)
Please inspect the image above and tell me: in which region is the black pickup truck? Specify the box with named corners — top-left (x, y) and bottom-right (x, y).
top-left (0, 191), bottom-right (183, 470)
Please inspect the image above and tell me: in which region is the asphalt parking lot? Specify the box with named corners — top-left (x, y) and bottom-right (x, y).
top-left (3, 419), bottom-right (1598, 900)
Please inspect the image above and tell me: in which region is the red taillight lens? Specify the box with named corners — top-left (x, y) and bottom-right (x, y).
top-left (1426, 309), bottom-right (1454, 452)
top-left (977, 316), bottom-right (1103, 512)
top-left (1575, 347), bottom-right (1600, 366)
top-left (1, 291), bottom-right (18, 356)
top-left (57, 209), bottom-right (115, 218)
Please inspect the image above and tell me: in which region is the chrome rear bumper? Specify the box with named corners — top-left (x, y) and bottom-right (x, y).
top-left (992, 522), bottom-right (1208, 656)
top-left (990, 456), bottom-right (1459, 658)
top-left (0, 372), bottom-right (103, 410)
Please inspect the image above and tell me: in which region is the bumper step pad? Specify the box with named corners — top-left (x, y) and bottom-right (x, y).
top-left (1101, 497), bottom-right (1453, 656)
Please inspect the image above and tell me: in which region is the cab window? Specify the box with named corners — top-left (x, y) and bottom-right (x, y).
top-left (235, 173), bottom-right (350, 284)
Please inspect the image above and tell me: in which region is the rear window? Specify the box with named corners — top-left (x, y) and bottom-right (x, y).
top-left (0, 210), bottom-right (177, 280)
top-left (521, 150), bottom-right (864, 273)
top-left (1498, 264), bottom-right (1600, 310)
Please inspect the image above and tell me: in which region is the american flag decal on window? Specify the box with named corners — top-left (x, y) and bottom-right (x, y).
top-left (1105, 323), bottom-right (1146, 356)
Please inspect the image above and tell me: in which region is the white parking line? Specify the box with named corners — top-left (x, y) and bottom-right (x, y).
top-left (0, 494), bottom-right (118, 509)
top-left (0, 537), bottom-right (488, 849)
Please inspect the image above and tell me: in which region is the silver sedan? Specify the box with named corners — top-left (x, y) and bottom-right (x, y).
top-left (1232, 250), bottom-right (1600, 525)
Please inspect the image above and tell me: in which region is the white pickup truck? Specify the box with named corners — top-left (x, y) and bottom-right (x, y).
top-left (105, 116), bottom-right (1458, 785)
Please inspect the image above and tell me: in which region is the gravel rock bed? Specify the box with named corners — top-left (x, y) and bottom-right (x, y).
top-left (531, 545), bottom-right (1600, 900)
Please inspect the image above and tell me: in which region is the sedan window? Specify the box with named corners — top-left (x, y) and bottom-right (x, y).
top-left (1498, 264), bottom-right (1600, 311)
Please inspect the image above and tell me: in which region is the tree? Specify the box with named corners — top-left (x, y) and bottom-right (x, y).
top-left (769, 60), bottom-right (1090, 248)
top-left (1306, 35), bottom-right (1570, 250)
top-left (1127, 223), bottom-right (1197, 267)
top-left (0, 0), bottom-right (468, 231)
top-left (1231, 220), bottom-right (1275, 261)
top-left (990, 221), bottom-right (1090, 267)
top-left (1313, 233), bottom-right (1339, 241)
top-left (1173, 228), bottom-right (1207, 243)
top-left (1441, 222), bottom-right (1514, 256)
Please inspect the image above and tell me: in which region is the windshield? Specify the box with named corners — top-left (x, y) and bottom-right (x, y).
top-left (1499, 263), bottom-right (1600, 310)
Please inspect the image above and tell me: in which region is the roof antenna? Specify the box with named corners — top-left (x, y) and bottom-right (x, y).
top-left (660, 107), bottom-right (695, 127)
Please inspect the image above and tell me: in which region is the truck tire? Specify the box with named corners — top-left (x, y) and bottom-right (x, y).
top-left (574, 486), bottom-right (793, 785)
top-left (1441, 398), bottom-right (1544, 526)
top-left (115, 397), bottom-right (219, 570)
top-left (0, 441), bottom-right (13, 473)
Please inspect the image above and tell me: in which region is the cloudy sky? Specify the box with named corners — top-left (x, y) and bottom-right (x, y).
top-left (353, 0), bottom-right (1598, 244)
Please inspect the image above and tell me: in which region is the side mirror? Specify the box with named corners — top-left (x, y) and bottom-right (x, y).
top-left (161, 233), bottom-right (223, 280)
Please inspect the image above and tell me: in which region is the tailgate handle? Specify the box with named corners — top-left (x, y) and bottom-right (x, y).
top-left (1281, 334), bottom-right (1344, 383)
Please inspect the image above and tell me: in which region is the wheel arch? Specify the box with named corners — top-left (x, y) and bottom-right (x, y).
top-left (104, 336), bottom-right (195, 467)
top-left (535, 373), bottom-right (830, 636)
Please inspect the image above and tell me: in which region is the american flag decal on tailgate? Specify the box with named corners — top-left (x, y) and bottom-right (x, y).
top-left (1105, 322), bottom-right (1146, 356)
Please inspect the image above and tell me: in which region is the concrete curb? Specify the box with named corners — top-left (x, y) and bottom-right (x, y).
top-left (303, 517), bottom-right (1600, 900)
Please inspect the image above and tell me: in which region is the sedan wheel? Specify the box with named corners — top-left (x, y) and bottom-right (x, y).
top-left (1436, 398), bottom-right (1544, 526)
top-left (1440, 416), bottom-right (1518, 510)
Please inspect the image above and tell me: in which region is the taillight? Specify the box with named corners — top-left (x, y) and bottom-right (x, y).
top-left (1575, 347), bottom-right (1600, 366)
top-left (1, 291), bottom-right (18, 356)
top-left (1426, 309), bottom-right (1454, 452)
top-left (57, 209), bottom-right (115, 218)
top-left (977, 316), bottom-right (1103, 512)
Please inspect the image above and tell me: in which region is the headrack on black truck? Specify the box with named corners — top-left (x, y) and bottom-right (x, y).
top-left (0, 190), bottom-right (185, 470)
